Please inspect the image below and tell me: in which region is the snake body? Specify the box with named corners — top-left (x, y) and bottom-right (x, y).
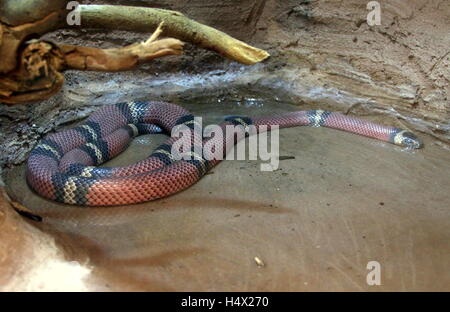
top-left (26, 101), bottom-right (422, 206)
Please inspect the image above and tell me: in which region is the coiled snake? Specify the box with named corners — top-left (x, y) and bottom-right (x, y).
top-left (26, 101), bottom-right (422, 206)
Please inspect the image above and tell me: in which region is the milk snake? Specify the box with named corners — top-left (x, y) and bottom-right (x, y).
top-left (26, 101), bottom-right (422, 206)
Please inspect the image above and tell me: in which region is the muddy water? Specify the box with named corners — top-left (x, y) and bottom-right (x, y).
top-left (5, 88), bottom-right (450, 291)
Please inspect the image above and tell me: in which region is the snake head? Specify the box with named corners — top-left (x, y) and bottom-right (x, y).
top-left (395, 131), bottom-right (423, 149)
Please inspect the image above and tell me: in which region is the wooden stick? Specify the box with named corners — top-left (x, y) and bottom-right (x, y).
top-left (61, 22), bottom-right (184, 71)
top-left (77, 5), bottom-right (270, 65)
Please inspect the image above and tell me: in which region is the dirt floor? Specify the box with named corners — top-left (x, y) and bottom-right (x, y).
top-left (3, 90), bottom-right (450, 291)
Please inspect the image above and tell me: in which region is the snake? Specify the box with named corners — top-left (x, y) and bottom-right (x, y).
top-left (26, 101), bottom-right (422, 206)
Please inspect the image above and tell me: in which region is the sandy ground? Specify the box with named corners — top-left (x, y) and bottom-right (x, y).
top-left (4, 92), bottom-right (450, 291)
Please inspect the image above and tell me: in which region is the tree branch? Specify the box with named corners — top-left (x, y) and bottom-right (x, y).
top-left (0, 23), bottom-right (184, 103)
top-left (77, 5), bottom-right (270, 65)
top-left (0, 4), bottom-right (270, 104)
top-left (61, 22), bottom-right (184, 71)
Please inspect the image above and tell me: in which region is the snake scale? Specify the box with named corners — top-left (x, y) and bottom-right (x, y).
top-left (26, 101), bottom-right (422, 206)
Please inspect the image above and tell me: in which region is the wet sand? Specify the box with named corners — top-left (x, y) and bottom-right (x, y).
top-left (5, 91), bottom-right (450, 291)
